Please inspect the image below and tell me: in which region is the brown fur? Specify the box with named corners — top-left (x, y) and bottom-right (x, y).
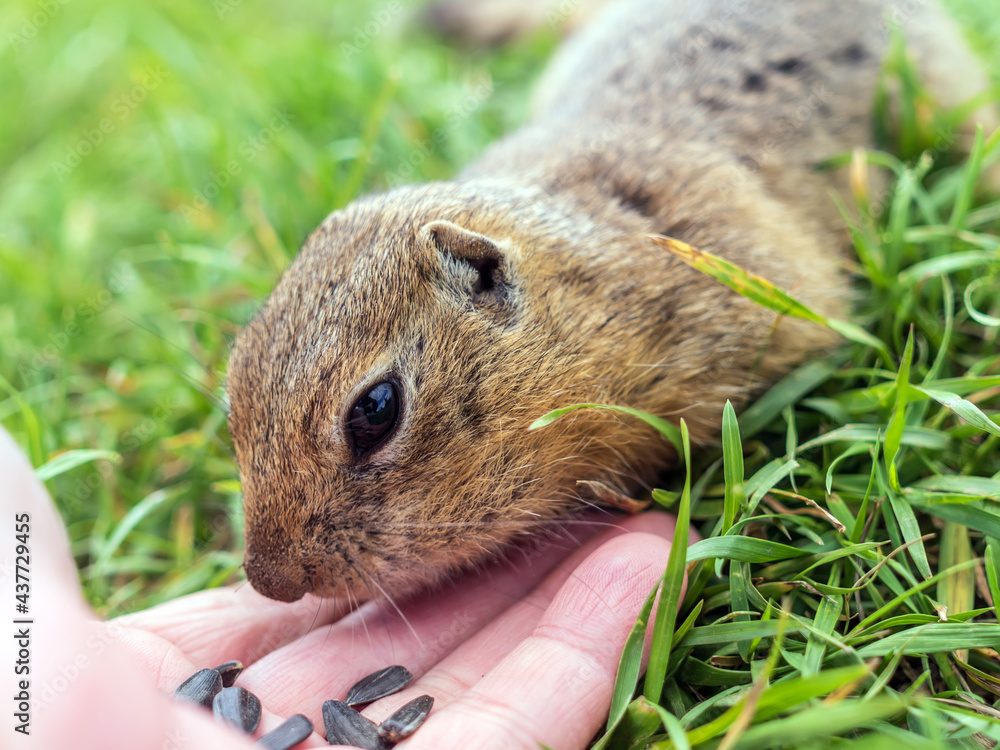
top-left (227, 0), bottom-right (992, 603)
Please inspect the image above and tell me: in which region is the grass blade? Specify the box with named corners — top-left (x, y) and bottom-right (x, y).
top-left (887, 490), bottom-right (931, 579)
top-left (949, 125), bottom-right (985, 229)
top-left (721, 401), bottom-right (744, 534)
top-left (986, 539), bottom-right (1000, 621)
top-left (676, 621), bottom-right (800, 648)
top-left (802, 566), bottom-right (843, 676)
top-left (798, 424), bottom-right (949, 452)
top-left (739, 360), bottom-right (838, 438)
top-left (729, 561), bottom-right (753, 662)
top-left (652, 235), bottom-right (893, 361)
top-left (856, 623), bottom-right (1000, 657)
top-left (905, 498), bottom-right (1000, 540)
top-left (529, 403), bottom-right (682, 452)
top-left (651, 235), bottom-right (824, 322)
top-left (884, 327), bottom-right (915, 491)
top-left (937, 521), bottom-right (975, 660)
top-left (911, 385), bottom-right (1000, 437)
top-left (964, 276), bottom-right (1000, 327)
top-left (745, 457), bottom-right (799, 516)
top-left (706, 696), bottom-right (908, 750)
top-left (0, 372), bottom-right (44, 467)
top-left (687, 536), bottom-right (812, 564)
top-left (90, 488), bottom-right (179, 578)
top-left (35, 449), bottom-right (121, 481)
top-left (911, 475), bottom-right (1000, 496)
top-left (643, 420), bottom-right (692, 704)
top-left (598, 574), bottom-right (661, 744)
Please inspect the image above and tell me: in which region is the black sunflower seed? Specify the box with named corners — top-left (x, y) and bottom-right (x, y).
top-left (173, 667), bottom-right (223, 708)
top-left (212, 660), bottom-right (245, 688)
top-left (345, 665), bottom-right (413, 706)
top-left (213, 686), bottom-right (262, 734)
top-left (257, 714), bottom-right (313, 750)
top-left (377, 695), bottom-right (434, 743)
top-left (322, 700), bottom-right (387, 750)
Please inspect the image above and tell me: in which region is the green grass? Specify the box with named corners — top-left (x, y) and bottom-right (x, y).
top-left (2, 0), bottom-right (1000, 746)
top-left (558, 32), bottom-right (1000, 750)
top-left (0, 0), bottom-right (557, 613)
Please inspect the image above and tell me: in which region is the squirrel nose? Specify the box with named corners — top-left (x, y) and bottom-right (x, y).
top-left (243, 549), bottom-right (309, 602)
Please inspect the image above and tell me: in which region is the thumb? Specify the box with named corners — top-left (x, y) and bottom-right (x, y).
top-left (0, 427), bottom-right (252, 749)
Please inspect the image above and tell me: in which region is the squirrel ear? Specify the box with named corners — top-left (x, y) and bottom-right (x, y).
top-left (421, 220), bottom-right (505, 299)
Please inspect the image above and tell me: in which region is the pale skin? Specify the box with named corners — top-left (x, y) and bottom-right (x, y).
top-left (1, 426), bottom-right (682, 750)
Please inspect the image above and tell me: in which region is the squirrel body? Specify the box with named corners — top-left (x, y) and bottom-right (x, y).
top-left (227, 0), bottom-right (991, 602)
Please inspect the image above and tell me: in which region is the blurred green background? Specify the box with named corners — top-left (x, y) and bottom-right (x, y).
top-left (0, 0), bottom-right (998, 616)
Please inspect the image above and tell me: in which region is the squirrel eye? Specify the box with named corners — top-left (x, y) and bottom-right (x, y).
top-left (346, 381), bottom-right (400, 455)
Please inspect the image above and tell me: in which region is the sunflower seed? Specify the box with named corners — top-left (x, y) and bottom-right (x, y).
top-left (257, 714), bottom-right (313, 750)
top-left (213, 686), bottom-right (262, 734)
top-left (212, 660), bottom-right (245, 688)
top-left (345, 665), bottom-right (413, 706)
top-left (322, 700), bottom-right (387, 750)
top-left (377, 695), bottom-right (434, 743)
top-left (173, 667), bottom-right (223, 708)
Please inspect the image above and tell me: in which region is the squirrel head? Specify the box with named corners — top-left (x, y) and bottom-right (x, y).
top-left (227, 183), bottom-right (672, 603)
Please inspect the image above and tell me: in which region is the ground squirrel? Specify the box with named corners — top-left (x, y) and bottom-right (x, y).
top-left (226, 0), bottom-right (993, 603)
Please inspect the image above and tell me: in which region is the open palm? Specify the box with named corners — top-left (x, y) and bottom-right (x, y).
top-left (2, 427), bottom-right (678, 749)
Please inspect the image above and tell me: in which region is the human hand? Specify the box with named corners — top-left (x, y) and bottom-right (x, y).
top-left (1, 426), bottom-right (680, 749)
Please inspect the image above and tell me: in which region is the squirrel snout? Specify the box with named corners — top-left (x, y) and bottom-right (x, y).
top-left (243, 548), bottom-right (310, 603)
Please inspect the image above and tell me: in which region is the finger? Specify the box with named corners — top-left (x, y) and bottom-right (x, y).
top-left (0, 427), bottom-right (89, 617)
top-left (359, 512), bottom-right (679, 726)
top-left (236, 520), bottom-right (608, 715)
top-left (391, 528), bottom-right (675, 750)
top-left (0, 428), bottom-right (256, 749)
top-left (158, 520), bottom-right (605, 736)
top-left (40, 630), bottom-right (260, 750)
top-left (120, 515), bottom-right (607, 690)
top-left (117, 584), bottom-right (347, 669)
top-left (238, 514), bottom-right (673, 724)
top-left (114, 613), bottom-right (329, 744)
top-left (116, 516), bottom-right (611, 671)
